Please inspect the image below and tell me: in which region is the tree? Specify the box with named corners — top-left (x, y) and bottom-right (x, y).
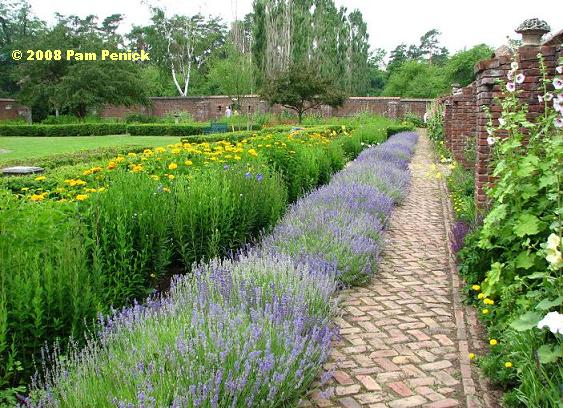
top-left (382, 60), bottom-right (448, 98)
top-left (445, 44), bottom-right (493, 86)
top-left (207, 45), bottom-right (254, 110)
top-left (261, 63), bottom-right (346, 123)
top-left (387, 44), bottom-right (408, 73)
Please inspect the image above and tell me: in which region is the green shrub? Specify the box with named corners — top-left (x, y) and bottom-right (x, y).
top-left (386, 124), bottom-right (415, 137)
top-left (124, 113), bottom-right (161, 123)
top-left (126, 124), bottom-right (206, 136)
top-left (0, 124), bottom-right (127, 136)
top-left (403, 112), bottom-right (426, 128)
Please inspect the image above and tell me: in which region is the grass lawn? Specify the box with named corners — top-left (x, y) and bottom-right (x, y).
top-left (0, 135), bottom-right (182, 163)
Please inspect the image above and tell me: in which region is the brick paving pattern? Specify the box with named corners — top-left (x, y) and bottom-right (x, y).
top-left (304, 131), bottom-right (500, 408)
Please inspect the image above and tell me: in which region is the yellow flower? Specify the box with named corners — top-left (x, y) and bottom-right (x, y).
top-left (168, 163), bottom-right (178, 170)
top-left (34, 176), bottom-right (46, 181)
top-left (234, 155), bottom-right (241, 161)
top-left (155, 147), bottom-right (166, 153)
top-left (97, 187), bottom-right (106, 192)
top-left (484, 298), bottom-right (495, 305)
top-left (30, 193), bottom-right (46, 202)
top-left (21, 187), bottom-right (29, 191)
top-left (107, 161), bottom-right (117, 170)
top-left (504, 361), bottom-right (513, 368)
top-left (471, 285), bottom-right (481, 291)
top-left (477, 293), bottom-right (486, 299)
top-left (248, 148), bottom-right (258, 157)
top-left (171, 148), bottom-right (181, 154)
top-left (168, 174), bottom-right (175, 180)
top-left (75, 194), bottom-right (88, 201)
top-left (115, 156), bottom-right (125, 163)
top-left (163, 187), bottom-right (170, 193)
top-left (184, 160), bottom-right (193, 166)
top-left (489, 339), bottom-right (498, 346)
top-left (469, 353), bottom-right (476, 360)
top-left (128, 152), bottom-right (137, 157)
top-left (151, 175), bottom-right (160, 181)
top-left (143, 149), bottom-right (153, 156)
top-left (482, 309), bottom-right (489, 314)
top-left (131, 164), bottom-right (143, 173)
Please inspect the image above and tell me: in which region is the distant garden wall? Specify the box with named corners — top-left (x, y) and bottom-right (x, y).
top-left (0, 99), bottom-right (31, 122)
top-left (100, 96), bottom-right (432, 121)
top-left (440, 26), bottom-right (562, 209)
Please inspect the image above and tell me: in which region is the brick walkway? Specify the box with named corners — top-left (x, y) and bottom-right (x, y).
top-left (304, 131), bottom-right (499, 408)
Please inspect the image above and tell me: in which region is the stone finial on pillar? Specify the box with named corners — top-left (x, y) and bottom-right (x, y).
top-left (451, 83), bottom-right (461, 95)
top-left (515, 18), bottom-right (551, 46)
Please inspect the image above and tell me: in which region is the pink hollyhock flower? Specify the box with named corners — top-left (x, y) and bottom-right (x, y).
top-left (515, 73), bottom-right (525, 84)
top-left (554, 99), bottom-right (562, 113)
top-left (554, 78), bottom-right (563, 90)
top-left (555, 117), bottom-right (563, 128)
top-left (506, 82), bottom-right (516, 92)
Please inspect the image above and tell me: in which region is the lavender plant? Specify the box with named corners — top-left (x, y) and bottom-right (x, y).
top-left (24, 132), bottom-right (419, 407)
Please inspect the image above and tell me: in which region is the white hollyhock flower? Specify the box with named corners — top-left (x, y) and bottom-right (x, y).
top-left (557, 66), bottom-right (563, 74)
top-left (554, 117), bottom-right (563, 129)
top-left (554, 78), bottom-right (563, 90)
top-left (487, 136), bottom-right (496, 145)
top-left (498, 117), bottom-right (506, 127)
top-left (511, 62), bottom-right (519, 70)
top-left (515, 73), bottom-right (525, 84)
top-left (537, 311), bottom-right (563, 335)
top-left (506, 82), bottom-right (516, 92)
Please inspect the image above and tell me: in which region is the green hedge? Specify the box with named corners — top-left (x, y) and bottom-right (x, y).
top-left (386, 124), bottom-right (415, 137)
top-left (0, 124), bottom-right (128, 137)
top-left (126, 124), bottom-right (206, 136)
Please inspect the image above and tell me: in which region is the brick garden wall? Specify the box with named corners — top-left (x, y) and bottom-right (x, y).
top-left (441, 41), bottom-right (562, 209)
top-left (0, 99), bottom-right (31, 122)
top-left (100, 96), bottom-right (432, 122)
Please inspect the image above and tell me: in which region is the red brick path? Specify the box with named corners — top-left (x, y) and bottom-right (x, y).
top-left (303, 131), bottom-right (500, 408)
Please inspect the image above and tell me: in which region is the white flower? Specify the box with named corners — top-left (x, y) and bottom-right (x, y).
top-left (511, 62), bottom-right (519, 70)
top-left (538, 95), bottom-right (544, 103)
top-left (555, 117), bottom-right (563, 129)
top-left (537, 311), bottom-right (563, 335)
top-left (554, 78), bottom-right (563, 90)
top-left (506, 82), bottom-right (516, 92)
top-left (554, 99), bottom-right (562, 113)
top-left (487, 136), bottom-right (496, 145)
top-left (507, 70), bottom-right (515, 81)
top-left (498, 117), bottom-right (506, 127)
top-left (487, 128), bottom-right (493, 136)
top-left (557, 66), bottom-right (563, 74)
top-left (515, 73), bottom-right (525, 84)
top-left (547, 233), bottom-right (560, 250)
top-left (545, 93), bottom-right (554, 102)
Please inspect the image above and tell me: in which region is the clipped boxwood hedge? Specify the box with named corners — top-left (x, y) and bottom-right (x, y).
top-left (126, 124), bottom-right (207, 136)
top-left (386, 124), bottom-right (415, 137)
top-left (0, 124), bottom-right (128, 137)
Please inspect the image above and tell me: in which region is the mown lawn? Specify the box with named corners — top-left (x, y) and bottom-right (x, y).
top-left (0, 135), bottom-right (182, 163)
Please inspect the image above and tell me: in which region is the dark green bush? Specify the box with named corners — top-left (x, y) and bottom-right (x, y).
top-left (124, 113), bottom-right (161, 124)
top-left (126, 124), bottom-right (206, 136)
top-left (386, 124), bottom-right (415, 137)
top-left (0, 124), bottom-right (128, 136)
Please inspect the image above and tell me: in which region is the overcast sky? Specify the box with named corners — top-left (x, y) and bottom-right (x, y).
top-left (27, 0), bottom-right (561, 55)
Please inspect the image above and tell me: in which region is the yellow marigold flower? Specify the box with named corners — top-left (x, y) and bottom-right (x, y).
top-left (163, 187), bottom-right (170, 193)
top-left (248, 148), bottom-right (258, 157)
top-left (97, 187), bottom-right (106, 192)
top-left (489, 339), bottom-right (498, 346)
top-left (168, 163), bottom-right (178, 170)
top-left (477, 293), bottom-right (486, 299)
top-left (131, 164), bottom-right (143, 173)
top-left (34, 176), bottom-right (46, 181)
top-left (168, 174), bottom-right (175, 180)
top-left (471, 285), bottom-right (481, 291)
top-left (84, 188), bottom-right (97, 193)
top-left (128, 152), bottom-right (137, 157)
top-left (504, 361), bottom-right (513, 368)
top-left (143, 149), bottom-right (153, 156)
top-left (30, 194), bottom-right (46, 202)
top-left (234, 155), bottom-right (241, 161)
top-left (155, 147), bottom-right (166, 153)
top-left (469, 353), bottom-right (476, 360)
top-left (115, 156), bottom-right (125, 163)
top-left (484, 298), bottom-right (495, 305)
top-left (482, 309), bottom-right (489, 314)
top-left (171, 148), bottom-right (181, 154)
top-left (107, 161), bottom-right (117, 170)
top-left (151, 175), bottom-right (160, 181)
top-left (75, 194), bottom-right (88, 201)
top-left (184, 160), bottom-right (193, 166)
